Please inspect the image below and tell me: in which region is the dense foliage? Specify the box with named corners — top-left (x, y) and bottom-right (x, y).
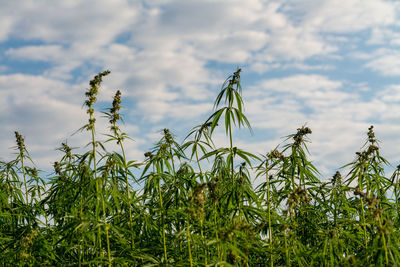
top-left (1, 69), bottom-right (399, 266)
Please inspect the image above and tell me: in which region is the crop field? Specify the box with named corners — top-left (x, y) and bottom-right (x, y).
top-left (1, 69), bottom-right (399, 266)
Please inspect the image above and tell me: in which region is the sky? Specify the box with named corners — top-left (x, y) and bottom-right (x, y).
top-left (1, 0), bottom-right (400, 179)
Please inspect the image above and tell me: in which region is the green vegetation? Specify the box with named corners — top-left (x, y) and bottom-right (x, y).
top-left (1, 69), bottom-right (400, 266)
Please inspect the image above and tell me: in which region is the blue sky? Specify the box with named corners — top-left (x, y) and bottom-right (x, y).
top-left (1, 0), bottom-right (400, 178)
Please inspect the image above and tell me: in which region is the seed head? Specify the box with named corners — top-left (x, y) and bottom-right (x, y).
top-left (110, 90), bottom-right (122, 126)
top-left (163, 128), bottom-right (173, 144)
top-left (61, 142), bottom-right (72, 157)
top-left (101, 157), bottom-right (114, 179)
top-left (231, 68), bottom-right (241, 85)
top-left (269, 149), bottom-right (285, 161)
top-left (160, 144), bottom-right (168, 150)
top-left (28, 167), bottom-right (38, 177)
top-left (354, 189), bottom-right (366, 199)
top-left (355, 151), bottom-right (368, 161)
top-left (188, 182), bottom-right (207, 220)
top-left (332, 171), bottom-right (342, 186)
top-left (288, 187), bottom-right (311, 211)
top-left (207, 181), bottom-right (218, 204)
top-left (54, 161), bottom-right (61, 175)
top-left (85, 70), bottom-right (110, 129)
top-left (368, 125), bottom-right (375, 142)
top-left (144, 151), bottom-right (154, 159)
top-left (15, 131), bottom-right (25, 155)
top-left (293, 126), bottom-right (312, 145)
top-left (367, 144), bottom-right (379, 154)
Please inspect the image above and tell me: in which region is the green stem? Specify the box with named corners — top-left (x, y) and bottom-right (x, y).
top-left (119, 140), bottom-right (135, 250)
top-left (378, 212), bottom-right (389, 265)
top-left (284, 230), bottom-right (290, 267)
top-left (200, 217), bottom-right (207, 267)
top-left (266, 164), bottom-right (273, 267)
top-left (79, 243), bottom-right (82, 267)
top-left (323, 239), bottom-right (328, 267)
top-left (358, 173), bottom-right (368, 249)
top-left (168, 145), bottom-right (176, 176)
top-left (90, 125), bottom-right (102, 253)
top-left (195, 149), bottom-right (208, 266)
top-left (195, 148), bottom-right (204, 182)
top-left (21, 156), bottom-right (28, 205)
top-left (228, 108), bottom-right (234, 186)
top-left (381, 227), bottom-right (389, 265)
top-left (186, 218), bottom-right (193, 267)
top-left (158, 182), bottom-right (168, 263)
top-left (214, 202), bottom-right (221, 261)
top-left (290, 148), bottom-right (297, 192)
top-left (90, 117), bottom-right (111, 266)
top-left (101, 183), bottom-right (112, 267)
top-left (360, 199), bottom-right (368, 249)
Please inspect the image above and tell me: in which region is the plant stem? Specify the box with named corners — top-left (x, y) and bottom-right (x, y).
top-left (158, 182), bottom-right (168, 264)
top-left (228, 108), bottom-right (234, 187)
top-left (358, 173), bottom-right (368, 249)
top-left (101, 182), bottom-right (112, 267)
top-left (119, 141), bottom-right (135, 249)
top-left (266, 162), bottom-right (273, 267)
top-left (195, 149), bottom-right (208, 266)
top-left (214, 201), bottom-right (221, 261)
top-left (21, 155), bottom-right (28, 205)
top-left (377, 211), bottom-right (389, 264)
top-left (200, 217), bottom-right (207, 266)
top-left (284, 230), bottom-right (290, 267)
top-left (90, 115), bottom-right (111, 266)
top-left (186, 218), bottom-right (193, 267)
top-left (90, 125), bottom-right (102, 252)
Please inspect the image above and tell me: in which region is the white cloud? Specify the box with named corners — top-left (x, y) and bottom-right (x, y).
top-left (250, 74), bottom-right (342, 97)
top-left (378, 84), bottom-right (400, 102)
top-left (244, 75), bottom-right (346, 137)
top-left (288, 0), bottom-right (397, 33)
top-left (237, 73), bottom-right (400, 176)
top-left (0, 73), bottom-right (146, 170)
top-left (4, 1), bottom-right (138, 45)
top-left (365, 52), bottom-right (400, 76)
top-left (351, 48), bottom-right (400, 77)
top-left (0, 13), bottom-right (14, 42)
top-left (258, 26), bottom-right (337, 61)
top-left (368, 27), bottom-right (400, 46)
top-left (0, 74), bottom-right (84, 163)
top-left (1, 0), bottom-right (400, 176)
top-left (6, 45), bottom-right (64, 61)
top-left (136, 100), bottom-right (212, 122)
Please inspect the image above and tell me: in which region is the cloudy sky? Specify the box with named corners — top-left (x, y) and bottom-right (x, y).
top-left (1, 0), bottom-right (400, 178)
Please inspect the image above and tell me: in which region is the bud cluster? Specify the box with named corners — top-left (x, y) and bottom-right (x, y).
top-left (287, 186), bottom-right (312, 215)
top-left (332, 171), bottom-right (342, 186)
top-left (268, 149), bottom-right (285, 161)
top-left (85, 70), bottom-right (110, 130)
top-left (110, 90), bottom-right (122, 129)
top-left (354, 189), bottom-right (382, 221)
top-left (293, 126), bottom-right (312, 145)
top-left (15, 131), bottom-right (25, 155)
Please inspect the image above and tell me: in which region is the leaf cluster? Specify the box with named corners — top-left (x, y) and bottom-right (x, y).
top-left (1, 70), bottom-right (400, 266)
